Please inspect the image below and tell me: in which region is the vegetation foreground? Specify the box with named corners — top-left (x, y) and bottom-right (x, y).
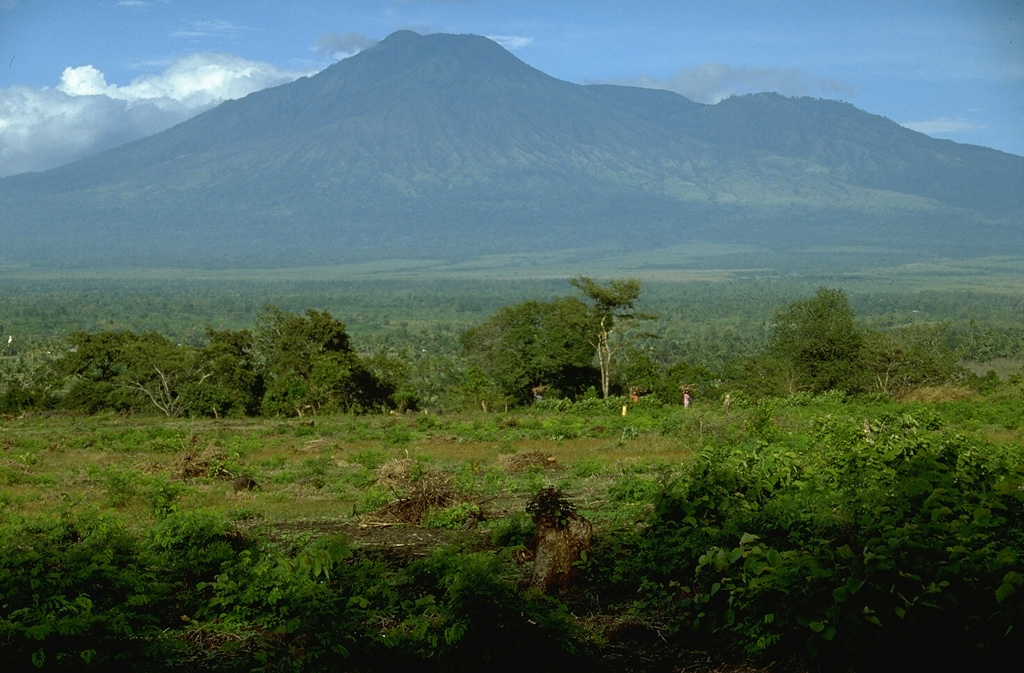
top-left (2, 392), bottom-right (1023, 672)
top-left (2, 277), bottom-right (1024, 671)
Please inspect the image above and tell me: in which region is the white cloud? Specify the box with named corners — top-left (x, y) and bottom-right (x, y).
top-left (57, 65), bottom-right (113, 96)
top-left (172, 20), bottom-right (252, 40)
top-left (313, 32), bottom-right (379, 60)
top-left (902, 116), bottom-right (979, 136)
top-left (0, 54), bottom-right (311, 177)
top-left (485, 35), bottom-right (533, 50)
top-left (622, 63), bottom-right (852, 104)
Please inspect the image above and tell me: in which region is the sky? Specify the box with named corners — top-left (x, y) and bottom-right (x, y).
top-left (1, 0), bottom-right (1022, 177)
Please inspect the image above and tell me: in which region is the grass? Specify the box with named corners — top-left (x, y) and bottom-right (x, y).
top-left (3, 395), bottom-right (1023, 672)
top-left (3, 392), bottom-right (1022, 540)
top-left (0, 409), bottom-right (700, 536)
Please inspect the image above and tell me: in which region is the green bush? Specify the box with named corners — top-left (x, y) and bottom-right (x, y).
top-left (606, 475), bottom-right (660, 503)
top-left (0, 513), bottom-right (175, 669)
top-left (190, 534), bottom-right (370, 671)
top-left (487, 512), bottom-right (535, 548)
top-left (387, 549), bottom-right (588, 670)
top-left (148, 510), bottom-right (247, 587)
top-left (99, 468), bottom-right (138, 508)
top-left (356, 484), bottom-right (394, 513)
top-left (143, 475), bottom-right (185, 518)
top-left (423, 502), bottom-right (481, 530)
top-left (621, 416), bottom-right (1024, 669)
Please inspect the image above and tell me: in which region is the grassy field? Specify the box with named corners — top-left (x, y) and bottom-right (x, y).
top-left (3, 389), bottom-right (1024, 671)
top-left (0, 403), bottom-right (698, 535)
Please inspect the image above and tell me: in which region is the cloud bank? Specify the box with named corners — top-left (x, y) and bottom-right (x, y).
top-left (624, 63), bottom-right (851, 104)
top-left (0, 54), bottom-right (309, 177)
top-left (903, 116), bottom-right (979, 136)
top-left (485, 35), bottom-right (533, 50)
top-left (313, 32), bottom-right (379, 60)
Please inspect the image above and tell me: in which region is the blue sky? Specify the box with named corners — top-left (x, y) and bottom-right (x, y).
top-left (1, 0), bottom-right (1021, 177)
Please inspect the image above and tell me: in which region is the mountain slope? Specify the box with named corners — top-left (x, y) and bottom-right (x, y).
top-left (1, 30), bottom-right (1021, 269)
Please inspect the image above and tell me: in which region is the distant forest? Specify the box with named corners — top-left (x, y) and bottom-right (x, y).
top-left (3, 276), bottom-right (1023, 417)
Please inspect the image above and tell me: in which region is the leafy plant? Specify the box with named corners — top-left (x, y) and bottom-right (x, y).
top-left (423, 502), bottom-right (481, 530)
top-left (526, 487), bottom-right (578, 527)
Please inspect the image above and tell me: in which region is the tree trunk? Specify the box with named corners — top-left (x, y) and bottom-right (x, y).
top-left (597, 317), bottom-right (612, 399)
top-left (530, 513), bottom-right (592, 592)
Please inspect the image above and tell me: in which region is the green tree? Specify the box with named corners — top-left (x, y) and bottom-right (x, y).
top-left (254, 306), bottom-right (393, 415)
top-left (570, 276), bottom-right (656, 398)
top-left (767, 286), bottom-right (866, 394)
top-left (864, 323), bottom-right (965, 398)
top-left (363, 348), bottom-right (420, 412)
top-left (119, 332), bottom-right (213, 417)
top-left (185, 327), bottom-right (264, 417)
top-left (56, 330), bottom-right (217, 416)
top-left (460, 298), bottom-right (599, 406)
top-left (0, 336), bottom-right (64, 413)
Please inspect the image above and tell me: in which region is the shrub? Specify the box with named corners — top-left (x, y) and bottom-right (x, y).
top-left (387, 549), bottom-right (589, 670)
top-left (606, 475), bottom-right (660, 503)
top-left (191, 534), bottom-right (368, 671)
top-left (624, 419), bottom-right (1024, 669)
top-left (423, 502), bottom-right (481, 530)
top-left (488, 512), bottom-right (535, 548)
top-left (148, 510), bottom-right (246, 588)
top-left (0, 513), bottom-right (175, 669)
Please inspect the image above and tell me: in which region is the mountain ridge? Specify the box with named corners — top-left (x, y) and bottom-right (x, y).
top-left (1, 30), bottom-right (1021, 270)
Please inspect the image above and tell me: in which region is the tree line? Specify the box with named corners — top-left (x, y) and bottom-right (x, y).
top-left (0, 281), bottom-right (998, 417)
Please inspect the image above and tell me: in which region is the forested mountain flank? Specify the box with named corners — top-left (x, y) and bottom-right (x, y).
top-left (1, 30), bottom-right (1021, 269)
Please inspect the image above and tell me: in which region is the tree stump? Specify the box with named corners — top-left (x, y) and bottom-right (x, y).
top-left (233, 474), bottom-right (259, 492)
top-left (527, 487), bottom-right (592, 592)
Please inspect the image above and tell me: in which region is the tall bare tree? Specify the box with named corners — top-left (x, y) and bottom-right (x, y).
top-left (570, 276), bottom-right (656, 398)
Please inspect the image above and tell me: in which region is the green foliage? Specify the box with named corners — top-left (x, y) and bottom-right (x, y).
top-left (649, 359), bottom-right (718, 405)
top-left (422, 502), bottom-right (481, 530)
top-left (0, 505), bottom-right (586, 671)
top-left (148, 510), bottom-right (247, 588)
top-left (460, 297), bottom-right (599, 406)
top-left (6, 277), bottom-right (1014, 417)
top-left (487, 512), bottom-right (535, 548)
top-left (622, 415), bottom-right (1024, 669)
top-left (189, 327), bottom-right (264, 417)
top-left (526, 486), bottom-right (578, 527)
top-left (748, 398), bottom-right (782, 441)
top-left (349, 448), bottom-right (387, 470)
top-left (99, 468), bottom-right (138, 508)
top-left (142, 476), bottom-right (185, 519)
top-left (0, 338), bottom-right (62, 413)
top-left (256, 306), bottom-right (397, 416)
top-left (356, 485), bottom-right (394, 513)
top-left (191, 534), bottom-right (369, 671)
top-left (391, 548), bottom-right (587, 670)
top-left (570, 276), bottom-right (657, 399)
top-left (864, 322), bottom-right (965, 397)
top-left (6, 274), bottom-right (1024, 670)
top-left (57, 330), bottom-right (216, 417)
top-left (606, 475), bottom-right (661, 503)
top-left (0, 513), bottom-right (174, 669)
top-left (767, 286), bottom-right (867, 394)
top-left (22, 305), bottom-right (411, 418)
